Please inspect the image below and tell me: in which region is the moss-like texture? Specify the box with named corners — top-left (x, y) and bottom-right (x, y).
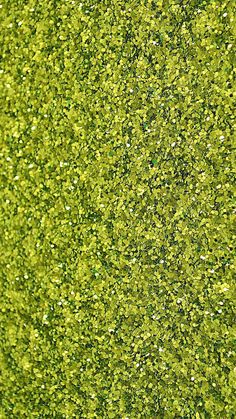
top-left (0, 0), bottom-right (235, 417)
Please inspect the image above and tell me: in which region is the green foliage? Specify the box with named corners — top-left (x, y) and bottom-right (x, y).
top-left (0, 0), bottom-right (235, 417)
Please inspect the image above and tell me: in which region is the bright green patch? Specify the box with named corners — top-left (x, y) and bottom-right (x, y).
top-left (0, 0), bottom-right (235, 417)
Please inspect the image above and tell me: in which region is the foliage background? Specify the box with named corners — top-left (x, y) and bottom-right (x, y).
top-left (0, 0), bottom-right (235, 417)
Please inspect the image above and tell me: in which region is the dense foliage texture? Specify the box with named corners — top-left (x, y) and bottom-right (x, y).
top-left (0, 0), bottom-right (235, 417)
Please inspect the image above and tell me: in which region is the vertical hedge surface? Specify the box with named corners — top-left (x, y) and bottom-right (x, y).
top-left (0, 0), bottom-right (235, 417)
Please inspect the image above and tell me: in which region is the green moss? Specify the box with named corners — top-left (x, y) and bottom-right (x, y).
top-left (0, 0), bottom-right (235, 417)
